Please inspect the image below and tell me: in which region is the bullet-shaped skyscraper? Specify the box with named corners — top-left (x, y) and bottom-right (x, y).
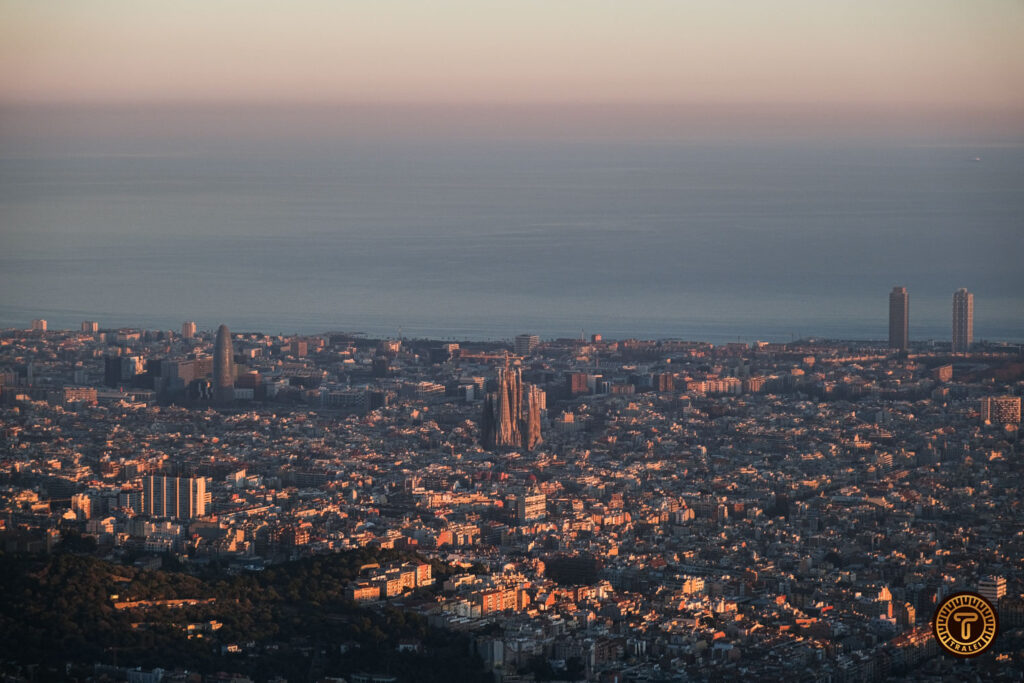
top-left (213, 324), bottom-right (235, 404)
top-left (889, 287), bottom-right (909, 351)
top-left (952, 288), bottom-right (973, 353)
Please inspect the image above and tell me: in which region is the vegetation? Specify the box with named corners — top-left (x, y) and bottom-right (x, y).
top-left (0, 548), bottom-right (489, 682)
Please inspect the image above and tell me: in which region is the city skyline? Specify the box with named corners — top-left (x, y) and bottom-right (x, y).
top-left (9, 280), bottom-right (1015, 350)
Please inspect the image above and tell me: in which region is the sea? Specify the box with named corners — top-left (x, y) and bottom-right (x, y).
top-left (2, 108), bottom-right (1022, 344)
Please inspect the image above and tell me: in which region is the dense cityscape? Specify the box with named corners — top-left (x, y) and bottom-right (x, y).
top-left (1, 289), bottom-right (1022, 682)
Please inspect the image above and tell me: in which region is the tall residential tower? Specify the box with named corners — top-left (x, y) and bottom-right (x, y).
top-left (952, 288), bottom-right (973, 352)
top-left (889, 287), bottom-right (909, 351)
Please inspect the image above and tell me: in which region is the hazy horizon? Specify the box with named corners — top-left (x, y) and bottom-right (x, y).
top-left (4, 102), bottom-right (1024, 152)
top-left (3, 1), bottom-right (1023, 111)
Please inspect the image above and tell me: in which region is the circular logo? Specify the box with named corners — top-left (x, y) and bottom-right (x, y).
top-left (932, 592), bottom-right (998, 657)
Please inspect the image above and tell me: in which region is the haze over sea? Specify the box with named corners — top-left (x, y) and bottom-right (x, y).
top-left (1, 106), bottom-right (1022, 344)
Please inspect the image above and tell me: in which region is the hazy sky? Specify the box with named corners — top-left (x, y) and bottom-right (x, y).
top-left (2, 0), bottom-right (1023, 110)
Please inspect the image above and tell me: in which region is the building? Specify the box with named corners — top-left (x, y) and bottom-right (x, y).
top-left (322, 388), bottom-right (367, 410)
top-left (57, 386), bottom-right (98, 406)
top-left (889, 287), bottom-right (908, 351)
top-left (980, 396), bottom-right (1021, 425)
top-left (480, 364), bottom-right (543, 450)
top-left (213, 324), bottom-right (235, 404)
top-left (979, 576), bottom-right (1006, 605)
top-left (744, 376), bottom-right (767, 393)
top-left (160, 357), bottom-right (213, 388)
top-left (932, 364), bottom-right (953, 383)
top-left (140, 476), bottom-right (207, 519)
top-left (346, 583), bottom-right (380, 602)
top-left (567, 372), bottom-right (590, 396)
top-left (653, 373), bottom-right (675, 392)
top-left (952, 288), bottom-right (973, 352)
top-left (476, 587), bottom-right (524, 615)
top-left (70, 493), bottom-right (92, 520)
top-left (81, 321), bottom-right (99, 333)
top-left (104, 354), bottom-right (144, 387)
top-left (895, 601), bottom-right (916, 629)
top-left (515, 488), bottom-right (546, 524)
top-left (30, 319), bottom-right (47, 332)
top-left (514, 334), bottom-right (540, 356)
top-left (353, 561), bottom-right (432, 601)
top-left (181, 321), bottom-right (197, 339)
top-left (482, 365), bottom-right (521, 449)
top-left (526, 385), bottom-right (544, 449)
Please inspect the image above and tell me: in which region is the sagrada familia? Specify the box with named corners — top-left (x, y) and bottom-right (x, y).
top-left (480, 365), bottom-right (543, 451)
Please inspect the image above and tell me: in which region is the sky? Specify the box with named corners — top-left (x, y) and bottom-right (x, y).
top-left (2, 0), bottom-right (1024, 114)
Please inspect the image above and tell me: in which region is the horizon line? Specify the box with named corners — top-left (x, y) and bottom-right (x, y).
top-left (6, 325), bottom-right (1022, 349)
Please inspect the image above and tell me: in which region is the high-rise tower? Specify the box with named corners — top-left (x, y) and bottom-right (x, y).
top-left (888, 287), bottom-right (909, 351)
top-left (181, 321), bottom-right (197, 340)
top-left (952, 288), bottom-right (973, 353)
top-left (213, 324), bottom-right (235, 404)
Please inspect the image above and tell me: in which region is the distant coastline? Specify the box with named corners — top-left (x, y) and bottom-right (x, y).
top-left (3, 309), bottom-right (1022, 347)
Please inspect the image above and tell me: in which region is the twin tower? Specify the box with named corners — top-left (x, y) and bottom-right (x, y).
top-left (889, 287), bottom-right (973, 352)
